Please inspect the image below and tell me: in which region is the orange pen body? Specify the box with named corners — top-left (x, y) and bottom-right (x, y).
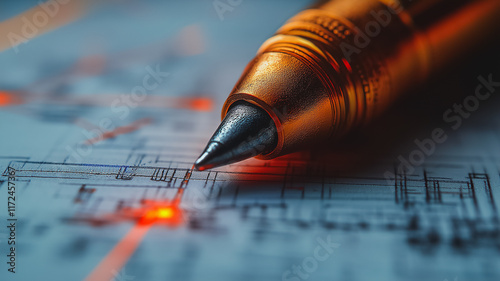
top-left (222, 0), bottom-right (500, 159)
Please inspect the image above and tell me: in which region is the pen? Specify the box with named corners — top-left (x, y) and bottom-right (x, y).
top-left (194, 0), bottom-right (500, 170)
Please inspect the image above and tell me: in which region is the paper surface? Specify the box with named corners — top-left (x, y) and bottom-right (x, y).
top-left (1, 1), bottom-right (500, 280)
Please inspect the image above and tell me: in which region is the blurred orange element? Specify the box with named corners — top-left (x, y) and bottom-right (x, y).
top-left (0, 91), bottom-right (24, 106)
top-left (175, 24), bottom-right (205, 56)
top-left (139, 205), bottom-right (183, 226)
top-left (0, 92), bottom-right (11, 106)
top-left (81, 117), bottom-right (152, 145)
top-left (74, 54), bottom-right (107, 76)
top-left (157, 207), bottom-right (174, 218)
top-left (188, 97), bottom-right (213, 111)
top-left (0, 0), bottom-right (89, 52)
top-left (34, 95), bottom-right (213, 112)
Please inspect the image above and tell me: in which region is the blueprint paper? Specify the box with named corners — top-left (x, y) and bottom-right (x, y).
top-left (1, 1), bottom-right (500, 281)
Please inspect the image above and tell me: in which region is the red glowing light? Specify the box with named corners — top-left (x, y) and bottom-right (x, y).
top-left (157, 207), bottom-right (175, 218)
top-left (0, 91), bottom-right (24, 107)
top-left (188, 97), bottom-right (213, 111)
top-left (138, 201), bottom-right (184, 226)
top-left (342, 58), bottom-right (352, 72)
top-left (142, 206), bottom-right (177, 221)
top-left (84, 188), bottom-right (187, 281)
top-left (0, 92), bottom-right (11, 106)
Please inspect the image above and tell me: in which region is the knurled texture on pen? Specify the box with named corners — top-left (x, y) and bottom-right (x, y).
top-left (223, 0), bottom-right (429, 159)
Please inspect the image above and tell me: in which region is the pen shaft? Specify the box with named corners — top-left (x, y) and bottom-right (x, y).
top-left (222, 0), bottom-right (500, 159)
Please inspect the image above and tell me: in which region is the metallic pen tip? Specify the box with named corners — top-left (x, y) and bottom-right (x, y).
top-left (194, 101), bottom-right (278, 171)
top-left (194, 142), bottom-right (222, 171)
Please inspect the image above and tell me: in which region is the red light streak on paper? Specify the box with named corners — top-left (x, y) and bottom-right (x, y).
top-left (84, 223), bottom-right (152, 281)
top-left (84, 188), bottom-right (186, 281)
top-left (5, 93), bottom-right (213, 112)
top-left (0, 91), bottom-right (25, 107)
top-left (79, 117), bottom-right (152, 145)
top-left (0, 92), bottom-right (13, 106)
top-left (69, 95), bottom-right (213, 112)
top-left (186, 97), bottom-right (213, 111)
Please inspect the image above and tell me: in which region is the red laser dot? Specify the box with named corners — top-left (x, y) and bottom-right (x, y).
top-left (140, 205), bottom-right (183, 226)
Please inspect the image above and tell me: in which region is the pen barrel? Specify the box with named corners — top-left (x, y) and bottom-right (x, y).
top-left (222, 0), bottom-right (500, 159)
